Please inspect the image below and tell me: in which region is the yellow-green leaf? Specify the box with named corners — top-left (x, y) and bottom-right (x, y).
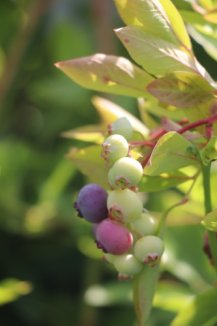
top-left (171, 288), bottom-right (217, 326)
top-left (62, 125), bottom-right (105, 144)
top-left (115, 26), bottom-right (195, 76)
top-left (55, 54), bottom-right (153, 97)
top-left (147, 71), bottom-right (215, 108)
top-left (114, 0), bottom-right (178, 44)
top-left (159, 0), bottom-right (192, 49)
top-left (0, 279), bottom-right (32, 305)
top-left (204, 9), bottom-right (217, 23)
top-left (144, 131), bottom-right (200, 175)
top-left (67, 145), bottom-right (109, 188)
top-left (114, 0), bottom-right (192, 49)
top-left (201, 209), bottom-right (217, 232)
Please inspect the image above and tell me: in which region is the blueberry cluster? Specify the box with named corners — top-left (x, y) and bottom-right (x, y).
top-left (74, 118), bottom-right (164, 279)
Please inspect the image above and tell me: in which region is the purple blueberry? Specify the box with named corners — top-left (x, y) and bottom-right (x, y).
top-left (95, 218), bottom-right (133, 255)
top-left (74, 184), bottom-right (108, 223)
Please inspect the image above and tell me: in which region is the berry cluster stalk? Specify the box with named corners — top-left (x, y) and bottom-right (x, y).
top-left (202, 163), bottom-right (217, 272)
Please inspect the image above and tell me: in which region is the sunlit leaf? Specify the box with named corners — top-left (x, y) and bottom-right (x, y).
top-left (66, 145), bottom-right (109, 188)
top-left (114, 0), bottom-right (192, 49)
top-left (147, 71), bottom-right (215, 108)
top-left (171, 288), bottom-right (217, 326)
top-left (201, 209), bottom-right (217, 232)
top-left (115, 26), bottom-right (195, 77)
top-left (144, 131), bottom-right (200, 175)
top-left (55, 54), bottom-right (153, 97)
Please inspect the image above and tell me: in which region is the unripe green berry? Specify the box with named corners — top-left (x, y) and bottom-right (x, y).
top-left (130, 211), bottom-right (157, 236)
top-left (107, 189), bottom-right (143, 223)
top-left (113, 254), bottom-right (143, 276)
top-left (109, 117), bottom-right (133, 140)
top-left (101, 134), bottom-right (129, 163)
top-left (134, 235), bottom-right (164, 266)
top-left (108, 157), bottom-right (143, 189)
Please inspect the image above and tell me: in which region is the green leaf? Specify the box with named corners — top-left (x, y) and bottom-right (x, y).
top-left (180, 10), bottom-right (217, 61)
top-left (201, 136), bottom-right (217, 163)
top-left (133, 265), bottom-right (160, 325)
top-left (199, 0), bottom-right (217, 10)
top-left (115, 26), bottom-right (195, 76)
top-left (201, 208), bottom-right (217, 232)
top-left (138, 96), bottom-right (187, 122)
top-left (55, 54), bottom-right (153, 97)
top-left (147, 71), bottom-right (215, 108)
top-left (139, 172), bottom-right (193, 192)
top-left (154, 281), bottom-right (193, 312)
top-left (171, 288), bottom-right (217, 326)
top-left (62, 125), bottom-right (105, 144)
top-left (159, 0), bottom-right (192, 49)
top-left (204, 9), bottom-right (217, 24)
top-left (66, 145), bottom-right (109, 188)
top-left (188, 25), bottom-right (217, 61)
top-left (114, 0), bottom-right (192, 49)
top-left (0, 279), bottom-right (32, 305)
top-left (163, 225), bottom-right (216, 290)
top-left (144, 131), bottom-right (200, 175)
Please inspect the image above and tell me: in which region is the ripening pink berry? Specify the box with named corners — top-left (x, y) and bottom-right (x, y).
top-left (95, 218), bottom-right (133, 255)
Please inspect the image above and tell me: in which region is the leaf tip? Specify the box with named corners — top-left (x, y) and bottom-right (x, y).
top-left (54, 61), bottom-right (62, 69)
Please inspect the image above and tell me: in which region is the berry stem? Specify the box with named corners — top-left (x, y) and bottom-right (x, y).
top-left (129, 140), bottom-right (155, 148)
top-left (202, 163), bottom-right (217, 272)
top-left (131, 113), bottom-right (217, 150)
top-left (155, 170), bottom-right (200, 236)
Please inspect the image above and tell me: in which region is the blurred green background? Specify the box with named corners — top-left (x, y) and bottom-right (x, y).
top-left (0, 1), bottom-right (216, 325)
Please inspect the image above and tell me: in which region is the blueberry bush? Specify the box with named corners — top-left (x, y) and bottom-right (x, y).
top-left (55, 0), bottom-right (217, 325)
top-left (1, 0), bottom-right (217, 325)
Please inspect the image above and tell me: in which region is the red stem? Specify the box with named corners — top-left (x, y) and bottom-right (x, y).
top-left (130, 140), bottom-right (155, 148)
top-left (178, 114), bottom-right (217, 134)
